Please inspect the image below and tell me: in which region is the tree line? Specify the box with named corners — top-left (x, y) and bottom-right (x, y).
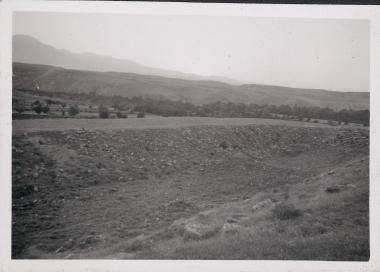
top-left (13, 88), bottom-right (369, 125)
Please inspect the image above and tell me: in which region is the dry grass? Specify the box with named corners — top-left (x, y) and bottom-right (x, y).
top-left (134, 155), bottom-right (369, 261)
top-left (139, 199), bottom-right (368, 261)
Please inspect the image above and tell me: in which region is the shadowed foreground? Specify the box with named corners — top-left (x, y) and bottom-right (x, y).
top-left (12, 123), bottom-right (369, 260)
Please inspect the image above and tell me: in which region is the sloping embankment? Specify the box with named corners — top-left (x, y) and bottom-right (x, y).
top-left (12, 124), bottom-right (369, 259)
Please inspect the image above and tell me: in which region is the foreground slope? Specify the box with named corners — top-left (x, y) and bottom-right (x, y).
top-left (12, 123), bottom-right (369, 260)
top-left (13, 62), bottom-right (369, 110)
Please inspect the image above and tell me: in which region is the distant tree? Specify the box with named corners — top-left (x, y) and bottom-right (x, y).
top-left (68, 105), bottom-right (80, 117)
top-left (14, 101), bottom-right (25, 114)
top-left (41, 105), bottom-right (50, 114)
top-left (116, 111), bottom-right (128, 118)
top-left (98, 104), bottom-right (109, 118)
top-left (60, 102), bottom-right (67, 117)
top-left (89, 90), bottom-right (98, 98)
top-left (45, 99), bottom-right (56, 106)
top-left (137, 112), bottom-right (145, 118)
top-left (112, 102), bottom-right (126, 112)
top-left (31, 100), bottom-right (43, 115)
top-left (328, 120), bottom-right (338, 126)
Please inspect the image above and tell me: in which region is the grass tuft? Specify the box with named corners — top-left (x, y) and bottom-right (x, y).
top-left (273, 204), bottom-right (302, 220)
top-left (325, 186), bottom-right (340, 193)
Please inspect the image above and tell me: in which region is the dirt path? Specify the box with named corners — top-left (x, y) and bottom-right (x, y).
top-left (12, 116), bottom-right (354, 133)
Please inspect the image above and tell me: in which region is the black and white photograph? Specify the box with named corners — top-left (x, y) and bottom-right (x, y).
top-left (1, 1), bottom-right (380, 271)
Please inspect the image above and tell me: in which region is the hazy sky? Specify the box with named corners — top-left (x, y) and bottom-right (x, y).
top-left (13, 12), bottom-right (369, 92)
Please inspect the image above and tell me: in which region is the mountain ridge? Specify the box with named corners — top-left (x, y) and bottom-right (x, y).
top-left (13, 34), bottom-right (244, 85)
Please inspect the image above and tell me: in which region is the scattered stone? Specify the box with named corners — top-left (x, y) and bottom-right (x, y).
top-left (183, 222), bottom-right (220, 240)
top-left (325, 186), bottom-right (340, 193)
top-left (252, 198), bottom-right (273, 212)
top-left (226, 218), bottom-right (238, 223)
top-left (222, 222), bottom-right (240, 233)
top-left (219, 141), bottom-right (229, 150)
top-left (164, 199), bottom-right (193, 212)
top-left (112, 252), bottom-right (136, 259)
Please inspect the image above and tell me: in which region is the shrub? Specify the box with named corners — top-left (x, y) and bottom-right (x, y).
top-left (273, 204), bottom-right (302, 220)
top-left (98, 105), bottom-right (109, 119)
top-left (45, 99), bottom-right (59, 105)
top-left (68, 105), bottom-right (80, 117)
top-left (137, 112), bottom-right (145, 118)
top-left (328, 120), bottom-right (338, 126)
top-left (325, 186), bottom-right (340, 193)
top-left (31, 100), bottom-right (42, 115)
top-left (219, 141), bottom-right (229, 150)
top-left (14, 102), bottom-right (25, 114)
top-left (59, 102), bottom-right (67, 117)
top-left (41, 105), bottom-right (50, 114)
top-left (117, 111), bottom-right (128, 118)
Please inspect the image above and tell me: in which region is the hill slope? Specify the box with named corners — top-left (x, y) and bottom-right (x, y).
top-left (12, 125), bottom-right (368, 259)
top-left (13, 62), bottom-right (369, 110)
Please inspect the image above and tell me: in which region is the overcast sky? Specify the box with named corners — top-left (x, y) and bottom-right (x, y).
top-left (13, 12), bottom-right (369, 92)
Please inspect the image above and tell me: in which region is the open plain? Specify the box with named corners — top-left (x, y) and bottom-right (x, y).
top-left (12, 117), bottom-right (369, 260)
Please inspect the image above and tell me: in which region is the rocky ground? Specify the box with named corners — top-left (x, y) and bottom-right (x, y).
top-left (12, 124), bottom-right (369, 260)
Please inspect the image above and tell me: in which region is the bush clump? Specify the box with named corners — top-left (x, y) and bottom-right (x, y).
top-left (31, 100), bottom-right (43, 115)
top-left (219, 141), bottom-right (229, 150)
top-left (325, 186), bottom-right (340, 193)
top-left (117, 111), bottom-right (128, 118)
top-left (137, 112), bottom-right (145, 118)
top-left (273, 204), bottom-right (302, 220)
top-left (14, 101), bottom-right (25, 114)
top-left (98, 105), bottom-right (109, 119)
top-left (68, 105), bottom-right (80, 117)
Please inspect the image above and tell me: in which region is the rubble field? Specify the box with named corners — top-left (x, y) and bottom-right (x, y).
top-left (12, 123), bottom-right (369, 260)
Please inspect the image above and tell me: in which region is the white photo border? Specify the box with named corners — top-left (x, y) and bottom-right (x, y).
top-left (0, 2), bottom-right (379, 272)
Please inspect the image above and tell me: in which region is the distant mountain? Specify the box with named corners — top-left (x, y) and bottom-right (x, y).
top-left (13, 34), bottom-right (241, 85)
top-left (13, 62), bottom-right (369, 110)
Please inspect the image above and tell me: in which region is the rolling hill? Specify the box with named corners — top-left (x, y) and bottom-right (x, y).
top-left (13, 62), bottom-right (369, 110)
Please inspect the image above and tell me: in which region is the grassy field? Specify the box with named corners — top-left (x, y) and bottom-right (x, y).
top-left (11, 121), bottom-right (369, 260)
top-left (12, 116), bottom-right (356, 133)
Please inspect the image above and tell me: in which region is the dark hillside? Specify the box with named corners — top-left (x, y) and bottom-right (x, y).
top-left (13, 62), bottom-right (369, 110)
